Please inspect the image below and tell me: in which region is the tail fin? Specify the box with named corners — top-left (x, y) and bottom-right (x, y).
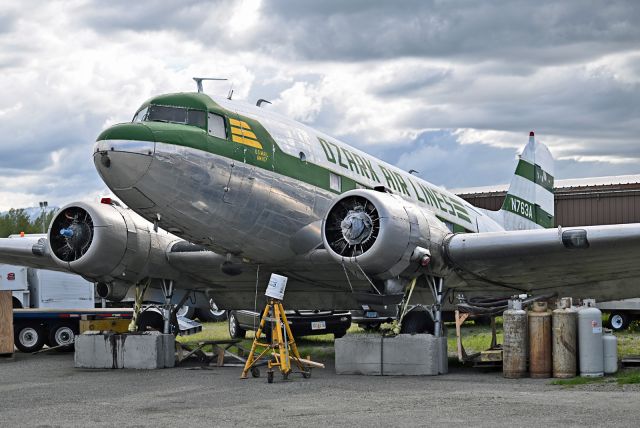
top-left (499, 131), bottom-right (554, 230)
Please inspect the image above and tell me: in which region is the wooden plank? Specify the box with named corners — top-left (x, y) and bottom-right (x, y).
top-left (0, 291), bottom-right (14, 354)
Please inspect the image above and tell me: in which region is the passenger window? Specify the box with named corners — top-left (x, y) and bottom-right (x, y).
top-left (208, 113), bottom-right (226, 139)
top-left (330, 173), bottom-right (341, 192)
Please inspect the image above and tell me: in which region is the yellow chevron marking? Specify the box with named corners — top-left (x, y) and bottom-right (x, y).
top-left (232, 134), bottom-right (263, 149)
top-left (231, 126), bottom-right (257, 140)
top-left (229, 118), bottom-right (251, 129)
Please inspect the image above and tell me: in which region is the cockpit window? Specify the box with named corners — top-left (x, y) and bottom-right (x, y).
top-left (132, 106), bottom-right (148, 122)
top-left (188, 110), bottom-right (206, 128)
top-left (145, 105), bottom-right (207, 129)
top-left (208, 113), bottom-right (226, 139)
top-left (147, 105), bottom-right (187, 123)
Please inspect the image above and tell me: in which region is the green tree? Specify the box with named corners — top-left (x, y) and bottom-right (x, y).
top-left (0, 208), bottom-right (57, 238)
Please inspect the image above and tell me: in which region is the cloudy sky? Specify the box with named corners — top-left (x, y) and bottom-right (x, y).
top-left (1, 0), bottom-right (639, 211)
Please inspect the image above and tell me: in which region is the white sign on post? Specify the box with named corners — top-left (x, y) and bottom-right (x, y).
top-left (265, 273), bottom-right (288, 300)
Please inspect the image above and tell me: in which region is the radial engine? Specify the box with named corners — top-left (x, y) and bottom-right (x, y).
top-left (322, 189), bottom-right (451, 281)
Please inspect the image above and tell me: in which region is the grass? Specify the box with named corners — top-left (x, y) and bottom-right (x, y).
top-left (548, 369), bottom-right (640, 387)
top-left (550, 376), bottom-right (605, 386)
top-left (176, 321), bottom-right (365, 362)
top-left (616, 369), bottom-right (640, 385)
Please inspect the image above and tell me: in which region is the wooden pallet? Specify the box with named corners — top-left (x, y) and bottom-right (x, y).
top-left (621, 356), bottom-right (640, 368)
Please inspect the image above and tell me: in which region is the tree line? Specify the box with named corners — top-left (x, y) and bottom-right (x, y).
top-left (0, 209), bottom-right (57, 238)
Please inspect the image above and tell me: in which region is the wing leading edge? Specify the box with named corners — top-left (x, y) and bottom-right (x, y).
top-left (443, 223), bottom-right (640, 300)
top-left (0, 237), bottom-right (64, 271)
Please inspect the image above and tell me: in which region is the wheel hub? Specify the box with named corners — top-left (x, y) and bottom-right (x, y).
top-left (20, 329), bottom-right (38, 347)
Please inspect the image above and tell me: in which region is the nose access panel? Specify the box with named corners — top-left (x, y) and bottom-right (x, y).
top-left (94, 139), bottom-right (155, 190)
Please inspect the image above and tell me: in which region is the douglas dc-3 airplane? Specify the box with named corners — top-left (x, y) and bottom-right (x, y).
top-left (2, 83), bottom-right (640, 334)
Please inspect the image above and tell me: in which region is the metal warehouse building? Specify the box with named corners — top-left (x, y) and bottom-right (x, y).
top-left (455, 175), bottom-right (640, 227)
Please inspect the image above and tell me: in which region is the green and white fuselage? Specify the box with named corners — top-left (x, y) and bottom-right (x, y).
top-left (94, 92), bottom-right (513, 265)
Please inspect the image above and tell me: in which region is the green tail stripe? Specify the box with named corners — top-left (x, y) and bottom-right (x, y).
top-left (514, 159), bottom-right (554, 192)
top-left (502, 194), bottom-right (554, 228)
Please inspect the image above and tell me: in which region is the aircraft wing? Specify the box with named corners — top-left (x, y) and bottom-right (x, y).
top-left (0, 237), bottom-right (65, 271)
top-left (443, 223), bottom-right (640, 300)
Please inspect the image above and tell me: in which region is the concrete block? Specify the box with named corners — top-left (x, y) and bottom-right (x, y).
top-left (335, 334), bottom-right (448, 376)
top-left (75, 331), bottom-right (123, 369)
top-left (75, 331), bottom-right (175, 369)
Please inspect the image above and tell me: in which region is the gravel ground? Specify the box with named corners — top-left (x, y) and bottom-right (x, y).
top-left (0, 352), bottom-right (639, 427)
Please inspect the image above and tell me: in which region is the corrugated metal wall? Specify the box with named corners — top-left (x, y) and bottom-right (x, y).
top-left (458, 183), bottom-right (640, 227)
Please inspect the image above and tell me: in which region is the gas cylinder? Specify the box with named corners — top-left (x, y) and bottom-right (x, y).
top-left (503, 299), bottom-right (528, 378)
top-left (578, 299), bottom-right (604, 377)
top-left (552, 297), bottom-right (577, 378)
top-left (603, 329), bottom-right (618, 374)
top-left (529, 301), bottom-right (552, 378)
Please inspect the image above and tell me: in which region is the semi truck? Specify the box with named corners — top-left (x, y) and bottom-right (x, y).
top-left (0, 262), bottom-right (135, 352)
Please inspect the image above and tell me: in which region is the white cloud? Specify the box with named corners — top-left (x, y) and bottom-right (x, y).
top-left (0, 0), bottom-right (639, 212)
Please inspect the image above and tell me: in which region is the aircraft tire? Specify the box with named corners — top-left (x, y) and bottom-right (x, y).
top-left (334, 330), bottom-right (348, 339)
top-left (400, 309), bottom-right (435, 335)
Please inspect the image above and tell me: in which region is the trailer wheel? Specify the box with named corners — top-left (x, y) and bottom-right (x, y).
top-left (48, 323), bottom-right (77, 351)
top-left (608, 312), bottom-right (630, 331)
top-left (14, 323), bottom-right (45, 353)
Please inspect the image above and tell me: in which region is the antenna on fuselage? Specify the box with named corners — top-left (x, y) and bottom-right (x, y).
top-left (409, 169), bottom-right (420, 175)
top-left (256, 99), bottom-right (272, 107)
top-left (227, 85), bottom-right (234, 100)
top-left (192, 77), bottom-right (228, 93)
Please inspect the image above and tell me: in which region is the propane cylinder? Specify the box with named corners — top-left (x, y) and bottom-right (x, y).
top-left (552, 297), bottom-right (577, 378)
top-left (603, 329), bottom-right (618, 374)
top-left (503, 299), bottom-right (528, 378)
top-left (528, 301), bottom-right (552, 378)
top-left (578, 299), bottom-right (604, 377)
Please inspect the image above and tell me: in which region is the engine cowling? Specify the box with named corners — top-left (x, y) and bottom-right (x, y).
top-left (47, 201), bottom-right (172, 284)
top-left (322, 189), bottom-right (449, 279)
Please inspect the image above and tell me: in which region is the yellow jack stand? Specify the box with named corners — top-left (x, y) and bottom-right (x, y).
top-left (241, 298), bottom-right (324, 383)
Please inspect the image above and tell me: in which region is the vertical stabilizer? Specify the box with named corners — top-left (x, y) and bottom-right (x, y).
top-left (498, 132), bottom-right (554, 230)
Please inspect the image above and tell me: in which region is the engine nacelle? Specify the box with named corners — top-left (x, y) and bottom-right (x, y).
top-left (47, 201), bottom-right (176, 284)
top-left (322, 189), bottom-right (450, 280)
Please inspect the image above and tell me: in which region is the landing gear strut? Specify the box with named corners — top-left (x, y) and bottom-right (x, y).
top-left (426, 276), bottom-right (445, 338)
top-left (161, 279), bottom-right (175, 334)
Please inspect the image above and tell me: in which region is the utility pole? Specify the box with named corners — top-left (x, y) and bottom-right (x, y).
top-left (39, 201), bottom-right (48, 233)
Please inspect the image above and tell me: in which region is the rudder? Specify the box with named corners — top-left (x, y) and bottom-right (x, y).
top-left (499, 131), bottom-right (554, 230)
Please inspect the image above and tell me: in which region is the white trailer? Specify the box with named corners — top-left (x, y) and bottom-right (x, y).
top-left (0, 264), bottom-right (94, 309)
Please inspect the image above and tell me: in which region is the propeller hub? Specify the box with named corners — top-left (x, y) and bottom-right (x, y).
top-left (341, 209), bottom-right (373, 245)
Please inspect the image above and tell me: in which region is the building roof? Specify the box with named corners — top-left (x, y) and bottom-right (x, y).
top-left (452, 174), bottom-right (640, 195)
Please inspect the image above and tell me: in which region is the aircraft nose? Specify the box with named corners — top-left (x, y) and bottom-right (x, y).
top-left (93, 124), bottom-right (155, 190)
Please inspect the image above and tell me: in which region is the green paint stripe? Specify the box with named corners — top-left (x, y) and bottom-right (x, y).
top-left (436, 216), bottom-right (470, 233)
top-left (502, 194), bottom-right (553, 228)
top-left (514, 159), bottom-right (554, 192)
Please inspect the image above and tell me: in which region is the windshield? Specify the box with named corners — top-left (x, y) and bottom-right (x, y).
top-left (144, 105), bottom-right (206, 128)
